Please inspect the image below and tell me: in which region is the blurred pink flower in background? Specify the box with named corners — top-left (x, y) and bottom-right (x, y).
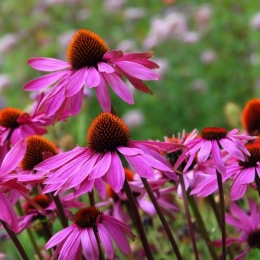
top-left (200, 49), bottom-right (217, 64)
top-left (250, 12), bottom-right (260, 30)
top-left (122, 109), bottom-right (144, 129)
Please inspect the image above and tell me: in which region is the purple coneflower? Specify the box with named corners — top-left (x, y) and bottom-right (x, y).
top-left (186, 127), bottom-right (253, 175)
top-left (229, 143), bottom-right (260, 200)
top-left (24, 29), bottom-right (159, 115)
top-left (46, 206), bottom-right (135, 260)
top-left (212, 200), bottom-right (260, 260)
top-left (35, 112), bottom-right (181, 195)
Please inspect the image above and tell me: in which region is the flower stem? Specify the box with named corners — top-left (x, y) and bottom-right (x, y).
top-left (188, 195), bottom-right (218, 260)
top-left (179, 174), bottom-right (199, 260)
top-left (123, 179), bottom-right (154, 260)
top-left (16, 202), bottom-right (44, 260)
top-left (0, 220), bottom-right (29, 260)
top-left (141, 177), bottom-right (183, 260)
top-left (216, 171), bottom-right (226, 260)
top-left (50, 192), bottom-right (68, 228)
top-left (255, 172), bottom-right (260, 198)
top-left (207, 194), bottom-right (221, 228)
top-left (88, 190), bottom-right (95, 207)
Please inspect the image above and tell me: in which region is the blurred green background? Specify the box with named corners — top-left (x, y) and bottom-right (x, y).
top-left (1, 0), bottom-right (260, 259)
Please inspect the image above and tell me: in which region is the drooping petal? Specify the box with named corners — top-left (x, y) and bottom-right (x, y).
top-left (212, 140), bottom-right (226, 175)
top-left (219, 138), bottom-right (245, 161)
top-left (89, 152), bottom-right (111, 179)
top-left (104, 73), bottom-right (134, 104)
top-left (97, 223), bottom-right (114, 260)
top-left (81, 229), bottom-right (97, 260)
top-left (65, 68), bottom-right (87, 97)
top-left (85, 67), bottom-right (101, 88)
top-left (115, 61), bottom-right (159, 80)
top-left (23, 70), bottom-right (69, 91)
top-left (103, 50), bottom-right (123, 61)
top-left (28, 57), bottom-right (70, 71)
top-left (97, 62), bottom-right (115, 73)
top-left (125, 74), bottom-right (153, 94)
top-left (45, 225), bottom-right (74, 249)
top-left (197, 141), bottom-right (212, 162)
top-left (87, 229), bottom-right (99, 260)
top-left (95, 74), bottom-right (111, 112)
top-left (0, 139), bottom-right (27, 176)
top-left (106, 152), bottom-right (125, 193)
top-left (117, 146), bottom-right (144, 156)
top-left (70, 87), bottom-right (84, 116)
top-left (102, 217), bottom-right (132, 255)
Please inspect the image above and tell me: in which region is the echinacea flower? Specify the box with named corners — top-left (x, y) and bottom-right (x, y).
top-left (0, 93), bottom-right (67, 146)
top-left (46, 206), bottom-right (135, 260)
top-left (212, 200), bottom-right (260, 260)
top-left (229, 143), bottom-right (260, 200)
top-left (14, 135), bottom-right (59, 184)
top-left (24, 29), bottom-right (159, 115)
top-left (35, 112), bottom-right (182, 195)
top-left (242, 98), bottom-right (260, 136)
top-left (18, 193), bottom-right (84, 233)
top-left (186, 127), bottom-right (253, 175)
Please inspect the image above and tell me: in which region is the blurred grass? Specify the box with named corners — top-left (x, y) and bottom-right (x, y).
top-left (1, 0), bottom-right (260, 259)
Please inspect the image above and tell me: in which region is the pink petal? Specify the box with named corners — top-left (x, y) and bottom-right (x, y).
top-left (103, 50), bottom-right (123, 60)
top-left (219, 138), bottom-right (245, 161)
top-left (70, 88), bottom-right (84, 116)
top-left (104, 73), bottom-right (134, 104)
top-left (28, 57), bottom-right (70, 71)
top-left (35, 147), bottom-right (87, 171)
top-left (125, 74), bottom-right (153, 94)
top-left (212, 140), bottom-right (226, 175)
top-left (197, 140), bottom-right (212, 162)
top-left (115, 61), bottom-right (159, 80)
top-left (88, 229), bottom-right (99, 260)
top-left (125, 154), bottom-right (155, 179)
top-left (120, 52), bottom-right (154, 61)
top-left (0, 192), bottom-right (18, 232)
top-left (0, 139), bottom-right (27, 176)
top-left (81, 229), bottom-right (97, 260)
top-left (89, 152), bottom-right (111, 179)
top-left (45, 225), bottom-right (74, 249)
top-left (65, 68), bottom-right (87, 97)
top-left (102, 218), bottom-right (132, 255)
top-left (97, 223), bottom-right (114, 259)
top-left (97, 62), bottom-right (115, 73)
top-left (117, 146), bottom-right (143, 156)
top-left (230, 182), bottom-right (247, 201)
top-left (95, 75), bottom-right (111, 112)
top-left (23, 70), bottom-right (69, 91)
top-left (106, 152), bottom-right (125, 193)
top-left (85, 67), bottom-right (101, 87)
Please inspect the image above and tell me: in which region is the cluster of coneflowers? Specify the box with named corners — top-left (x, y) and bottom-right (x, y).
top-left (1, 28), bottom-right (260, 260)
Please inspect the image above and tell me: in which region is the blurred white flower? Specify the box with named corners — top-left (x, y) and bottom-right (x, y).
top-left (182, 31), bottom-right (199, 43)
top-left (58, 30), bottom-right (75, 48)
top-left (117, 39), bottom-right (136, 52)
top-left (0, 74), bottom-right (10, 91)
top-left (124, 7), bottom-right (146, 20)
top-left (250, 13), bottom-right (260, 30)
top-left (0, 33), bottom-right (18, 54)
top-left (200, 49), bottom-right (216, 64)
top-left (77, 9), bottom-right (91, 21)
top-left (104, 0), bottom-right (125, 12)
top-left (122, 109), bottom-right (144, 129)
top-left (143, 12), bottom-right (187, 48)
top-left (195, 5), bottom-right (212, 31)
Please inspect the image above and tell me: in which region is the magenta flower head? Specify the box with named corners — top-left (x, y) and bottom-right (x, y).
top-left (23, 29), bottom-right (159, 115)
top-left (46, 206), bottom-right (135, 260)
top-left (187, 127), bottom-right (253, 175)
top-left (212, 200), bottom-right (260, 259)
top-left (35, 112), bottom-right (181, 196)
top-left (229, 143), bottom-right (260, 200)
top-left (0, 93), bottom-right (67, 146)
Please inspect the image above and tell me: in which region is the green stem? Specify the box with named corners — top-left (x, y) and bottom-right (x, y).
top-left (16, 202), bottom-right (44, 260)
top-left (216, 171), bottom-right (226, 260)
top-left (255, 172), bottom-right (260, 198)
top-left (179, 174), bottom-right (199, 260)
top-left (50, 193), bottom-right (68, 228)
top-left (88, 191), bottom-right (95, 207)
top-left (141, 177), bottom-right (183, 260)
top-left (188, 195), bottom-right (218, 260)
top-left (123, 179), bottom-right (154, 260)
top-left (207, 195), bottom-right (221, 229)
top-left (1, 220), bottom-right (29, 260)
